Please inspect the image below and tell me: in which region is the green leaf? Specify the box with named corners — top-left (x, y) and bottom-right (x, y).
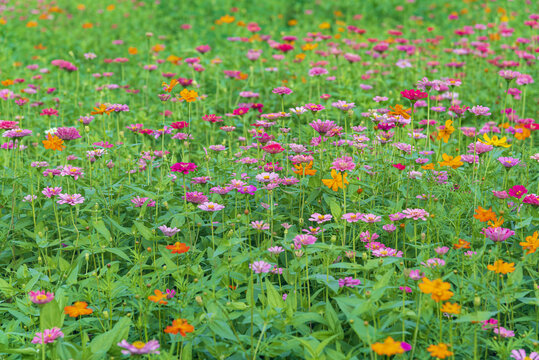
top-left (93, 220), bottom-right (111, 241)
top-left (133, 221), bottom-right (153, 240)
top-left (265, 279), bottom-right (283, 309)
top-left (40, 299), bottom-right (63, 329)
top-left (454, 311), bottom-right (495, 323)
top-left (90, 316), bottom-right (132, 355)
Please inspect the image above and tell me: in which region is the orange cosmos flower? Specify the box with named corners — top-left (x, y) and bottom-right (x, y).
top-left (43, 134), bottom-right (65, 151)
top-left (293, 161), bottom-right (317, 176)
top-left (219, 15), bottom-right (235, 24)
top-left (1, 79), bottom-right (14, 86)
top-left (128, 47), bottom-right (138, 55)
top-left (64, 301), bottom-right (93, 317)
top-left (148, 290), bottom-right (168, 305)
top-left (418, 277), bottom-right (453, 302)
top-left (164, 319), bottom-right (194, 336)
top-left (388, 104), bottom-right (411, 119)
top-left (26, 21), bottom-right (38, 27)
top-left (152, 44), bottom-right (165, 53)
top-left (82, 23), bottom-right (93, 29)
top-left (179, 89), bottom-right (198, 102)
top-left (166, 55), bottom-right (182, 64)
top-left (487, 215), bottom-right (504, 228)
top-left (427, 343), bottom-right (453, 359)
top-left (322, 169), bottom-right (348, 192)
top-left (473, 206), bottom-right (497, 222)
top-left (436, 120), bottom-right (455, 143)
top-left (520, 231), bottom-right (539, 255)
top-left (162, 79), bottom-right (179, 93)
top-left (438, 154), bottom-right (463, 169)
top-left (514, 125), bottom-right (531, 140)
top-left (165, 242), bottom-right (190, 254)
top-left (90, 104), bottom-right (112, 115)
top-left (453, 239), bottom-right (470, 249)
top-left (371, 337), bottom-right (406, 356)
top-left (487, 260), bottom-right (515, 274)
top-left (422, 163), bottom-right (435, 170)
top-left (440, 302), bottom-right (461, 315)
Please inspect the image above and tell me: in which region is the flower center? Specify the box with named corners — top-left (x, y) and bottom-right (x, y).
top-left (132, 341), bottom-right (146, 349)
top-left (36, 294), bottom-right (47, 300)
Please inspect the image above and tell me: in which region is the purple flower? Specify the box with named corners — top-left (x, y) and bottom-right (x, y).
top-left (510, 349), bottom-right (539, 360)
top-left (117, 340), bottom-right (160, 355)
top-left (382, 224), bottom-right (396, 233)
top-left (158, 225), bottom-right (180, 237)
top-left (32, 328), bottom-right (64, 344)
top-left (498, 157), bottom-right (521, 168)
top-left (57, 193), bottom-right (85, 206)
top-left (249, 261), bottom-right (273, 274)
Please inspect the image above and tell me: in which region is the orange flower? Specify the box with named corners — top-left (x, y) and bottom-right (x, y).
top-left (440, 302), bottom-right (461, 315)
top-left (128, 47), bottom-right (138, 55)
top-left (64, 301), bottom-right (93, 317)
top-left (1, 79), bottom-right (14, 86)
top-left (166, 242), bottom-right (190, 254)
top-left (166, 55), bottom-right (182, 64)
top-left (219, 15), bottom-right (235, 24)
top-left (487, 260), bottom-right (515, 274)
top-left (152, 44), bottom-right (165, 53)
top-left (162, 79), bottom-right (178, 93)
top-left (473, 206), bottom-right (497, 222)
top-left (427, 343), bottom-right (453, 359)
top-left (26, 21), bottom-right (38, 27)
top-left (179, 89), bottom-right (198, 102)
top-left (387, 104), bottom-right (411, 119)
top-left (487, 215), bottom-right (504, 228)
top-left (438, 154), bottom-right (463, 169)
top-left (90, 104), bottom-right (112, 116)
top-left (520, 231), bottom-right (539, 255)
top-left (82, 22), bottom-right (93, 29)
top-left (514, 125), bottom-right (531, 140)
top-left (322, 169), bottom-right (348, 192)
top-left (42, 134), bottom-right (65, 151)
top-left (293, 161), bottom-right (317, 176)
top-left (422, 163), bottom-right (435, 170)
top-left (436, 120), bottom-right (455, 143)
top-left (418, 277), bottom-right (453, 302)
top-left (148, 290), bottom-right (168, 305)
top-left (164, 318), bottom-right (194, 336)
top-left (371, 337), bottom-right (405, 356)
top-left (453, 239), bottom-right (470, 249)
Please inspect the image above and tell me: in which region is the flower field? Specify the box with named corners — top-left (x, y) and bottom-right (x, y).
top-left (0, 0), bottom-right (538, 359)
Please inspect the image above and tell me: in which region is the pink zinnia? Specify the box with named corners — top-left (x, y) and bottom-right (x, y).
top-left (249, 261), bottom-right (273, 273)
top-left (29, 290), bottom-right (54, 304)
top-left (131, 196), bottom-right (156, 207)
top-left (508, 185), bottom-right (527, 199)
top-left (198, 202), bottom-right (224, 212)
top-left (309, 213), bottom-right (333, 224)
top-left (57, 193), bottom-right (85, 206)
top-left (331, 156), bottom-right (355, 171)
top-left (402, 208), bottom-right (429, 221)
top-left (32, 328), bottom-right (64, 344)
top-left (482, 227), bottom-right (515, 242)
top-left (170, 162), bottom-right (197, 174)
top-left (400, 89), bottom-right (428, 101)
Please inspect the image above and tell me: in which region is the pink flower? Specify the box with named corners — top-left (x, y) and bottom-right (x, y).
top-left (198, 202), bottom-right (225, 212)
top-left (309, 213), bottom-right (333, 224)
top-left (338, 277), bottom-right (361, 288)
top-left (402, 208), bottom-right (429, 221)
top-left (293, 234), bottom-right (317, 249)
top-left (400, 89), bottom-right (428, 101)
top-left (361, 214), bottom-right (382, 223)
top-left (331, 156), bottom-right (355, 171)
top-left (482, 227), bottom-right (515, 242)
top-left (492, 190), bottom-right (509, 199)
top-left (29, 290), bottom-right (54, 304)
top-left (57, 193), bottom-right (85, 206)
top-left (42, 187), bottom-right (62, 198)
top-left (158, 225), bottom-right (180, 237)
top-left (251, 221), bottom-right (270, 230)
top-left (131, 196), bottom-right (156, 208)
top-left (40, 108), bottom-right (59, 116)
top-left (342, 213), bottom-right (362, 223)
top-left (268, 246), bottom-right (284, 254)
top-left (170, 162), bottom-right (197, 174)
top-left (249, 261), bottom-right (273, 274)
top-left (117, 340), bottom-right (160, 355)
top-left (32, 328), bottom-right (64, 344)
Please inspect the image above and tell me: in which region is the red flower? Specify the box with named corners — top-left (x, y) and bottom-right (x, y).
top-left (392, 163), bottom-right (406, 170)
top-left (171, 121), bottom-right (189, 129)
top-left (262, 143), bottom-right (285, 154)
top-left (400, 89), bottom-right (428, 102)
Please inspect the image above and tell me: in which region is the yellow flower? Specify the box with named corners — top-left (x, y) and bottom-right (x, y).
top-left (438, 154), bottom-right (463, 169)
top-left (478, 133), bottom-right (510, 148)
top-left (321, 170), bottom-right (348, 192)
top-left (388, 104), bottom-right (411, 119)
top-left (520, 231), bottom-right (539, 255)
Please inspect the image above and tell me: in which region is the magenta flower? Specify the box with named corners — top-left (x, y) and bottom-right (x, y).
top-left (57, 193), bottom-right (85, 206)
top-left (55, 127), bottom-right (82, 140)
top-left (29, 290), bottom-right (54, 304)
top-left (342, 213), bottom-right (363, 223)
top-left (309, 119), bottom-right (336, 135)
top-left (158, 225), bottom-right (180, 237)
top-left (32, 328), bottom-right (64, 344)
top-left (309, 213), bottom-right (333, 224)
top-left (170, 162), bottom-right (197, 174)
top-left (361, 214), bottom-right (382, 223)
top-left (469, 105), bottom-right (491, 116)
top-left (331, 156), bottom-right (355, 171)
top-left (249, 261), bottom-right (273, 274)
top-left (182, 191), bottom-right (208, 204)
top-left (523, 194), bottom-right (539, 206)
top-left (117, 340), bottom-right (160, 355)
top-left (338, 277), bottom-right (361, 288)
top-left (2, 129), bottom-right (32, 138)
top-left (60, 165), bottom-right (84, 180)
top-left (408, 269), bottom-right (424, 280)
top-left (400, 89), bottom-right (428, 101)
top-left (272, 87), bottom-right (293, 95)
top-left (508, 185), bottom-right (528, 199)
top-left (198, 202), bottom-right (225, 212)
top-left (308, 67), bottom-right (328, 76)
top-left (251, 221), bottom-right (270, 230)
top-left (492, 190), bottom-right (509, 199)
top-left (482, 227), bottom-right (515, 242)
top-left (293, 234), bottom-right (317, 249)
top-left (131, 196), bottom-right (156, 208)
top-left (40, 108), bottom-right (59, 116)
